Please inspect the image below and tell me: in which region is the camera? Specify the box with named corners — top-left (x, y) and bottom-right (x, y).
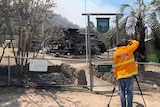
top-left (128, 40), bottom-right (133, 45)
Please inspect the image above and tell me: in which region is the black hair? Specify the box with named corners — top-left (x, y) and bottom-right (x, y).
top-left (117, 38), bottom-right (128, 47)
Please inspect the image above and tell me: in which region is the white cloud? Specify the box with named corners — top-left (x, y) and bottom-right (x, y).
top-left (55, 0), bottom-right (120, 28)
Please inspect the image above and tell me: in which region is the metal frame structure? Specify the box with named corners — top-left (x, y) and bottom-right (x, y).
top-left (82, 13), bottom-right (122, 91)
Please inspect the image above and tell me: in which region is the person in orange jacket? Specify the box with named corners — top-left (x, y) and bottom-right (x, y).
top-left (113, 38), bottom-right (139, 107)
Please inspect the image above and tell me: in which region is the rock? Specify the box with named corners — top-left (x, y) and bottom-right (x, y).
top-left (77, 70), bottom-right (87, 86)
top-left (153, 84), bottom-right (158, 89)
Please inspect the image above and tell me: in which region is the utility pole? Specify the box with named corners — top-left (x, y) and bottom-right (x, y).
top-left (84, 0), bottom-right (89, 65)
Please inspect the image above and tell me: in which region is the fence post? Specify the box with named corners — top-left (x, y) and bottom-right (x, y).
top-left (8, 55), bottom-right (10, 86)
top-left (87, 15), bottom-right (93, 91)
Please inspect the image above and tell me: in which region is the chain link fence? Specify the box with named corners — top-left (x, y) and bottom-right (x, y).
top-left (0, 55), bottom-right (160, 91)
top-left (0, 55), bottom-right (88, 88)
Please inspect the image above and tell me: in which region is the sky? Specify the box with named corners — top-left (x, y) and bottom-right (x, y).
top-left (54, 0), bottom-right (149, 28)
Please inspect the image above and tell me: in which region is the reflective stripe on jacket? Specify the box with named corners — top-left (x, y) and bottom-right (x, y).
top-left (113, 40), bottom-right (139, 80)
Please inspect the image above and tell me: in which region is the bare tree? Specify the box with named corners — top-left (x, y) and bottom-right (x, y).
top-left (0, 0), bottom-right (56, 71)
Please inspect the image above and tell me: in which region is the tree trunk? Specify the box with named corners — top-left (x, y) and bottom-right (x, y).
top-left (135, 20), bottom-right (146, 72)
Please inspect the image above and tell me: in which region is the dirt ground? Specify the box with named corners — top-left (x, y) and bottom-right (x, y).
top-left (0, 48), bottom-right (160, 107)
top-left (0, 87), bottom-right (159, 107)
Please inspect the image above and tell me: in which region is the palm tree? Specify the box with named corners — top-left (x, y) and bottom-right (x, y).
top-left (151, 0), bottom-right (160, 62)
top-left (119, 0), bottom-right (159, 63)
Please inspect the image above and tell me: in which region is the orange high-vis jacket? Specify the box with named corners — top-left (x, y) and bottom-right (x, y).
top-left (113, 40), bottom-right (139, 80)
